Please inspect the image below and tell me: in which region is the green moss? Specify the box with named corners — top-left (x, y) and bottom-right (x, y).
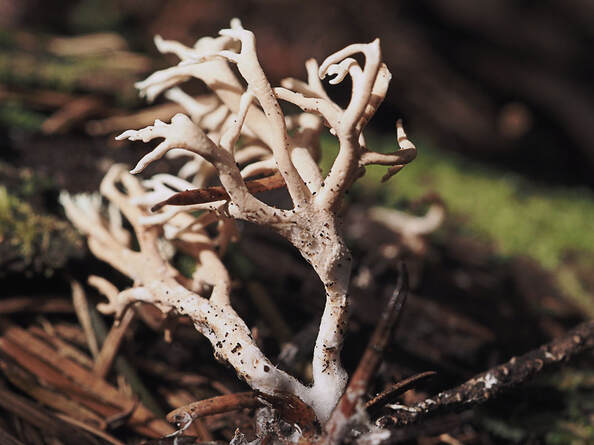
top-left (0, 185), bottom-right (82, 276)
top-left (0, 50), bottom-right (106, 91)
top-left (0, 49), bottom-right (139, 98)
top-left (0, 28), bottom-right (14, 48)
top-left (556, 267), bottom-right (594, 318)
top-left (321, 133), bottom-right (594, 314)
top-left (0, 101), bottom-right (45, 131)
top-left (17, 169), bottom-right (55, 198)
top-left (322, 134), bottom-right (594, 269)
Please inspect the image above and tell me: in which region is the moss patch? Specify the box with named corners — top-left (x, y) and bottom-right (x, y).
top-left (321, 133), bottom-right (594, 314)
top-left (0, 165), bottom-right (82, 276)
top-left (0, 101), bottom-right (45, 132)
top-left (321, 134), bottom-right (594, 268)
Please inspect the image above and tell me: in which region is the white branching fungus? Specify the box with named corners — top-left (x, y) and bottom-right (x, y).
top-left (369, 204), bottom-right (445, 255)
top-left (62, 19), bottom-right (416, 426)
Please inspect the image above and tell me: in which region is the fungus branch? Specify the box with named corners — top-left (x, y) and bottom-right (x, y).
top-left (61, 166), bottom-right (312, 408)
top-left (63, 18), bottom-right (417, 429)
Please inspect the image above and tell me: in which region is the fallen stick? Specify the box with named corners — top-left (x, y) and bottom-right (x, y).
top-left (379, 320), bottom-right (594, 426)
top-left (365, 371), bottom-right (436, 413)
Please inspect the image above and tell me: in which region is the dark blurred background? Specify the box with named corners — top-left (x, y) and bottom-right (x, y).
top-left (3, 0), bottom-right (594, 186)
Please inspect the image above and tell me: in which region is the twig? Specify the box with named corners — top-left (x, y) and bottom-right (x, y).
top-left (384, 412), bottom-right (473, 444)
top-left (167, 391), bottom-right (318, 437)
top-left (259, 391), bottom-right (318, 438)
top-left (322, 264), bottom-right (409, 444)
top-left (88, 307), bottom-right (165, 418)
top-left (70, 280), bottom-right (100, 358)
top-left (52, 323), bottom-right (88, 347)
top-left (365, 371), bottom-right (436, 413)
top-left (167, 392), bottom-right (261, 432)
top-left (93, 308), bottom-right (135, 378)
top-left (161, 389), bottom-right (213, 441)
top-left (379, 320), bottom-right (594, 426)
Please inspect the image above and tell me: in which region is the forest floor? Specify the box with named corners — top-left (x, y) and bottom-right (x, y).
top-left (1, 16), bottom-right (594, 445)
